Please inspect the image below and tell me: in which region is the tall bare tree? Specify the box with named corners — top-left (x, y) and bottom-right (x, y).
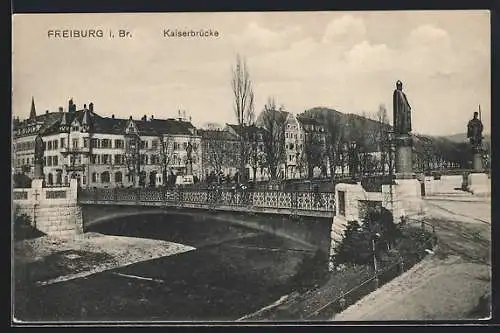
top-left (248, 127), bottom-right (264, 182)
top-left (374, 104), bottom-right (391, 175)
top-left (202, 130), bottom-right (240, 183)
top-left (260, 97), bottom-right (286, 181)
top-left (303, 130), bottom-right (326, 178)
top-left (322, 112), bottom-right (344, 178)
top-left (231, 54), bottom-right (255, 183)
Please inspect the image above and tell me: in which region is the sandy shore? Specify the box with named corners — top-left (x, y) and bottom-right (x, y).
top-left (14, 232), bottom-right (195, 286)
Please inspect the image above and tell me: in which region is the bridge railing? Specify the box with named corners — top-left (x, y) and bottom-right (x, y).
top-left (78, 187), bottom-right (336, 213)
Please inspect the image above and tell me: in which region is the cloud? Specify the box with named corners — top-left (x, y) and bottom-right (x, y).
top-left (321, 15), bottom-right (366, 46)
top-left (344, 41), bottom-right (395, 72)
top-left (408, 24), bottom-right (449, 45)
top-left (12, 13), bottom-right (490, 136)
top-left (233, 22), bottom-right (303, 52)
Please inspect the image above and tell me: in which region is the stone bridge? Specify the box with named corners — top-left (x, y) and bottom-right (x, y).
top-left (78, 187), bottom-right (336, 253)
top-left (14, 183), bottom-right (336, 253)
top-left (78, 187), bottom-right (335, 220)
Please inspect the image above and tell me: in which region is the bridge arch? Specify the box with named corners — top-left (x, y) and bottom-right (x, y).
top-left (81, 205), bottom-right (331, 253)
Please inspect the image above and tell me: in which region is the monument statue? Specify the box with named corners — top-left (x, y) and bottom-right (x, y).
top-left (34, 134), bottom-right (45, 164)
top-left (393, 80), bottom-right (412, 135)
top-left (34, 134), bottom-right (45, 180)
top-left (186, 142), bottom-right (193, 162)
top-left (185, 142), bottom-right (193, 175)
top-left (467, 111), bottom-right (483, 148)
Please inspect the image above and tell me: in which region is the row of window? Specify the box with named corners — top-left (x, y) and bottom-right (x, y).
top-left (92, 171), bottom-right (122, 183)
top-left (46, 139), bottom-right (59, 150)
top-left (15, 157), bottom-right (31, 166)
top-left (16, 124), bottom-right (40, 136)
top-left (15, 141), bottom-right (35, 151)
top-left (45, 156), bottom-right (59, 166)
top-left (285, 133), bottom-right (302, 139)
top-left (88, 154), bottom-right (164, 165)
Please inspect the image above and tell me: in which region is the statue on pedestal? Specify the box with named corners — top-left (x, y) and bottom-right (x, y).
top-left (185, 142), bottom-right (193, 175)
top-left (467, 111), bottom-right (483, 149)
top-left (393, 80), bottom-right (412, 135)
top-left (467, 111), bottom-right (484, 172)
top-left (392, 80), bottom-right (414, 178)
top-left (33, 134), bottom-right (45, 179)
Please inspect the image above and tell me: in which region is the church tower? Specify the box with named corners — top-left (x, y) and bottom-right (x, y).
top-left (29, 97), bottom-right (37, 121)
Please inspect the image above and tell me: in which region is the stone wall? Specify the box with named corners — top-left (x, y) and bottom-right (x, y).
top-left (424, 175), bottom-right (463, 195)
top-left (329, 179), bottom-right (424, 269)
top-left (13, 179), bottom-right (83, 237)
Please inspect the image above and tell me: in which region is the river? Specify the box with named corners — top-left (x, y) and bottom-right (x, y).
top-left (17, 213), bottom-right (326, 321)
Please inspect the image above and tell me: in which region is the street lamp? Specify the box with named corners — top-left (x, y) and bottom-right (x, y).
top-left (372, 232), bottom-right (381, 289)
top-left (349, 141), bottom-right (358, 181)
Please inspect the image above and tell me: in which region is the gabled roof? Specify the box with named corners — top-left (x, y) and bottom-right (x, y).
top-left (296, 116), bottom-right (322, 127)
top-left (199, 129), bottom-right (239, 141)
top-left (17, 105), bottom-right (199, 137)
top-left (41, 109), bottom-right (101, 135)
top-left (134, 119), bottom-right (196, 136)
top-left (225, 123), bottom-right (266, 138)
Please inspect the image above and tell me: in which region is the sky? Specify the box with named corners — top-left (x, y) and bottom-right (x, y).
top-left (12, 11), bottom-right (490, 136)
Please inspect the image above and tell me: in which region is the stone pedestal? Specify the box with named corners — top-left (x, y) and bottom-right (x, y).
top-left (391, 179), bottom-right (424, 222)
top-left (467, 173), bottom-right (490, 196)
top-left (33, 161), bottom-right (44, 181)
top-left (186, 160), bottom-right (193, 176)
top-left (395, 135), bottom-right (415, 179)
top-left (31, 178), bottom-right (44, 190)
top-left (472, 152), bottom-right (483, 172)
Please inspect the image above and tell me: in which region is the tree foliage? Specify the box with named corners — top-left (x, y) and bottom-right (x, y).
top-left (334, 207), bottom-right (400, 266)
top-left (260, 97), bottom-right (287, 181)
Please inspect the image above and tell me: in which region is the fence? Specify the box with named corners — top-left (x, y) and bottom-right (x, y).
top-left (78, 187), bottom-right (336, 213)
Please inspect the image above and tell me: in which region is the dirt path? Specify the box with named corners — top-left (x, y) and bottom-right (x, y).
top-left (335, 195), bottom-right (491, 321)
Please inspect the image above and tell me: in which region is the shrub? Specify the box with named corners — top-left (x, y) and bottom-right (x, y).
top-left (334, 220), bottom-right (373, 266)
top-left (13, 206), bottom-right (44, 240)
top-left (290, 249), bottom-right (330, 293)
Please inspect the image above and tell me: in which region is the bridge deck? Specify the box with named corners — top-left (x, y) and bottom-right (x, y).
top-left (78, 188), bottom-right (335, 219)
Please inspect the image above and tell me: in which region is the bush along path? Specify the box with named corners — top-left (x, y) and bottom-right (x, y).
top-left (239, 208), bottom-right (435, 321)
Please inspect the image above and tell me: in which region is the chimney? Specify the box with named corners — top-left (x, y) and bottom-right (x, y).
top-left (150, 115), bottom-right (154, 121)
top-left (129, 116), bottom-right (133, 120)
top-left (111, 114), bottom-right (115, 119)
top-left (142, 115), bottom-right (147, 121)
top-left (89, 102), bottom-right (94, 112)
top-left (45, 110), bottom-right (49, 114)
top-left (59, 107), bottom-right (63, 113)
top-left (84, 104), bottom-right (87, 110)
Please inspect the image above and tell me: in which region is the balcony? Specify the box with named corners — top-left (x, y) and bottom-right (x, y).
top-left (64, 164), bottom-right (86, 172)
top-left (60, 147), bottom-right (90, 155)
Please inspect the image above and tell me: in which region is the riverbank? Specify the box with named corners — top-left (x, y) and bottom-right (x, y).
top-left (14, 232), bottom-right (195, 287)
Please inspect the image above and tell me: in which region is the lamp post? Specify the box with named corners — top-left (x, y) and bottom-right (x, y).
top-left (372, 232), bottom-right (380, 289)
top-left (341, 142), bottom-right (348, 177)
top-left (349, 141), bottom-right (358, 181)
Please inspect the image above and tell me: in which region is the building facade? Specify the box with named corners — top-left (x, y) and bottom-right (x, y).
top-left (13, 98), bottom-right (202, 188)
